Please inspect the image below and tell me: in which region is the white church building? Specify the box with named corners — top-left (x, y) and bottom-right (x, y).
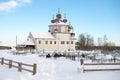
top-left (27, 11), bottom-right (76, 51)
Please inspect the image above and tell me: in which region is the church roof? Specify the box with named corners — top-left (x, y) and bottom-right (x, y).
top-left (30, 32), bottom-right (54, 39)
top-left (51, 21), bottom-right (67, 25)
top-left (0, 41), bottom-right (11, 47)
top-left (18, 41), bottom-right (35, 46)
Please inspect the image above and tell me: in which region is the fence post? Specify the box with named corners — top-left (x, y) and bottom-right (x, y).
top-left (9, 60), bottom-right (12, 68)
top-left (18, 63), bottom-right (22, 72)
top-left (113, 56), bottom-right (116, 63)
top-left (1, 57), bottom-right (4, 65)
top-left (80, 59), bottom-right (84, 72)
top-left (33, 64), bottom-right (37, 75)
top-left (78, 52), bottom-right (80, 61)
top-left (80, 59), bottom-right (84, 65)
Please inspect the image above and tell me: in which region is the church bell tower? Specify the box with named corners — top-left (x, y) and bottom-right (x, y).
top-left (48, 10), bottom-right (75, 39)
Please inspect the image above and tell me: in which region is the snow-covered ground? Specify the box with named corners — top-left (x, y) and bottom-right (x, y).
top-left (0, 50), bottom-right (120, 80)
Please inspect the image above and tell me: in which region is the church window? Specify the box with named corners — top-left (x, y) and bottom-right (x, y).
top-left (61, 41), bottom-right (65, 44)
top-left (71, 41), bottom-right (73, 44)
top-left (39, 40), bottom-right (41, 44)
top-left (46, 41), bottom-right (48, 44)
top-left (50, 41), bottom-right (52, 44)
top-left (63, 41), bottom-right (65, 44)
top-left (67, 41), bottom-right (69, 44)
top-left (54, 41), bottom-right (56, 44)
top-left (54, 28), bottom-right (58, 31)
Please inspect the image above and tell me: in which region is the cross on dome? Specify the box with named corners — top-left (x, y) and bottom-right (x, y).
top-left (51, 9), bottom-right (68, 23)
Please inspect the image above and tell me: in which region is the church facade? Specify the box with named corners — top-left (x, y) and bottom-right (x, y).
top-left (27, 11), bottom-right (76, 51)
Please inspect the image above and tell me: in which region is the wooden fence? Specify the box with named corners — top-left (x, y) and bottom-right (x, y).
top-left (79, 59), bottom-right (120, 72)
top-left (0, 57), bottom-right (37, 75)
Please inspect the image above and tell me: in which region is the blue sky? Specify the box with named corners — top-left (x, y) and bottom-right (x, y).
top-left (0, 0), bottom-right (120, 46)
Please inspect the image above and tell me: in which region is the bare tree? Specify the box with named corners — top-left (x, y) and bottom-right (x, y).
top-left (78, 34), bottom-right (116, 51)
top-left (78, 33), bottom-right (94, 50)
top-left (103, 35), bottom-right (110, 51)
top-left (107, 41), bottom-right (116, 51)
top-left (102, 35), bottom-right (116, 51)
top-left (85, 34), bottom-right (93, 50)
top-left (97, 37), bottom-right (102, 46)
top-left (103, 35), bottom-right (108, 46)
top-left (78, 33), bottom-right (86, 50)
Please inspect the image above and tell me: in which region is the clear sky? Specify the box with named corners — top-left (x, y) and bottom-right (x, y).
top-left (0, 0), bottom-right (120, 46)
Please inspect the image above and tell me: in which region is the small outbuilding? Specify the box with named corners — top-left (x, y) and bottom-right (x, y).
top-left (0, 41), bottom-right (11, 49)
top-left (16, 41), bottom-right (35, 53)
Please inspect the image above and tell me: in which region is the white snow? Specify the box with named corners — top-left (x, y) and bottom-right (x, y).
top-left (30, 32), bottom-right (54, 39)
top-left (17, 41), bottom-right (35, 46)
top-left (0, 41), bottom-right (11, 47)
top-left (106, 54), bottom-right (113, 59)
top-left (0, 50), bottom-right (120, 80)
top-left (51, 22), bottom-right (67, 25)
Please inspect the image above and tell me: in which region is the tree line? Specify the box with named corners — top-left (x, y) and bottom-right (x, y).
top-left (76, 33), bottom-right (116, 51)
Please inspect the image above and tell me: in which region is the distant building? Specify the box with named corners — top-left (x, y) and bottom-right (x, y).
top-left (27, 11), bottom-right (76, 51)
top-left (0, 41), bottom-right (11, 49)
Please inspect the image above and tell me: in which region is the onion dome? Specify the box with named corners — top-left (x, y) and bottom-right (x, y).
top-left (55, 19), bottom-right (59, 22)
top-left (48, 30), bottom-right (50, 32)
top-left (51, 19), bottom-right (55, 23)
top-left (56, 14), bottom-right (62, 19)
top-left (68, 26), bottom-right (72, 29)
top-left (68, 29), bottom-right (71, 32)
top-left (63, 19), bottom-right (67, 23)
top-left (70, 26), bottom-right (73, 30)
top-left (71, 33), bottom-right (75, 37)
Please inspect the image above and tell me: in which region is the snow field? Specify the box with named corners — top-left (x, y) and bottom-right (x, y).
top-left (0, 50), bottom-right (120, 80)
